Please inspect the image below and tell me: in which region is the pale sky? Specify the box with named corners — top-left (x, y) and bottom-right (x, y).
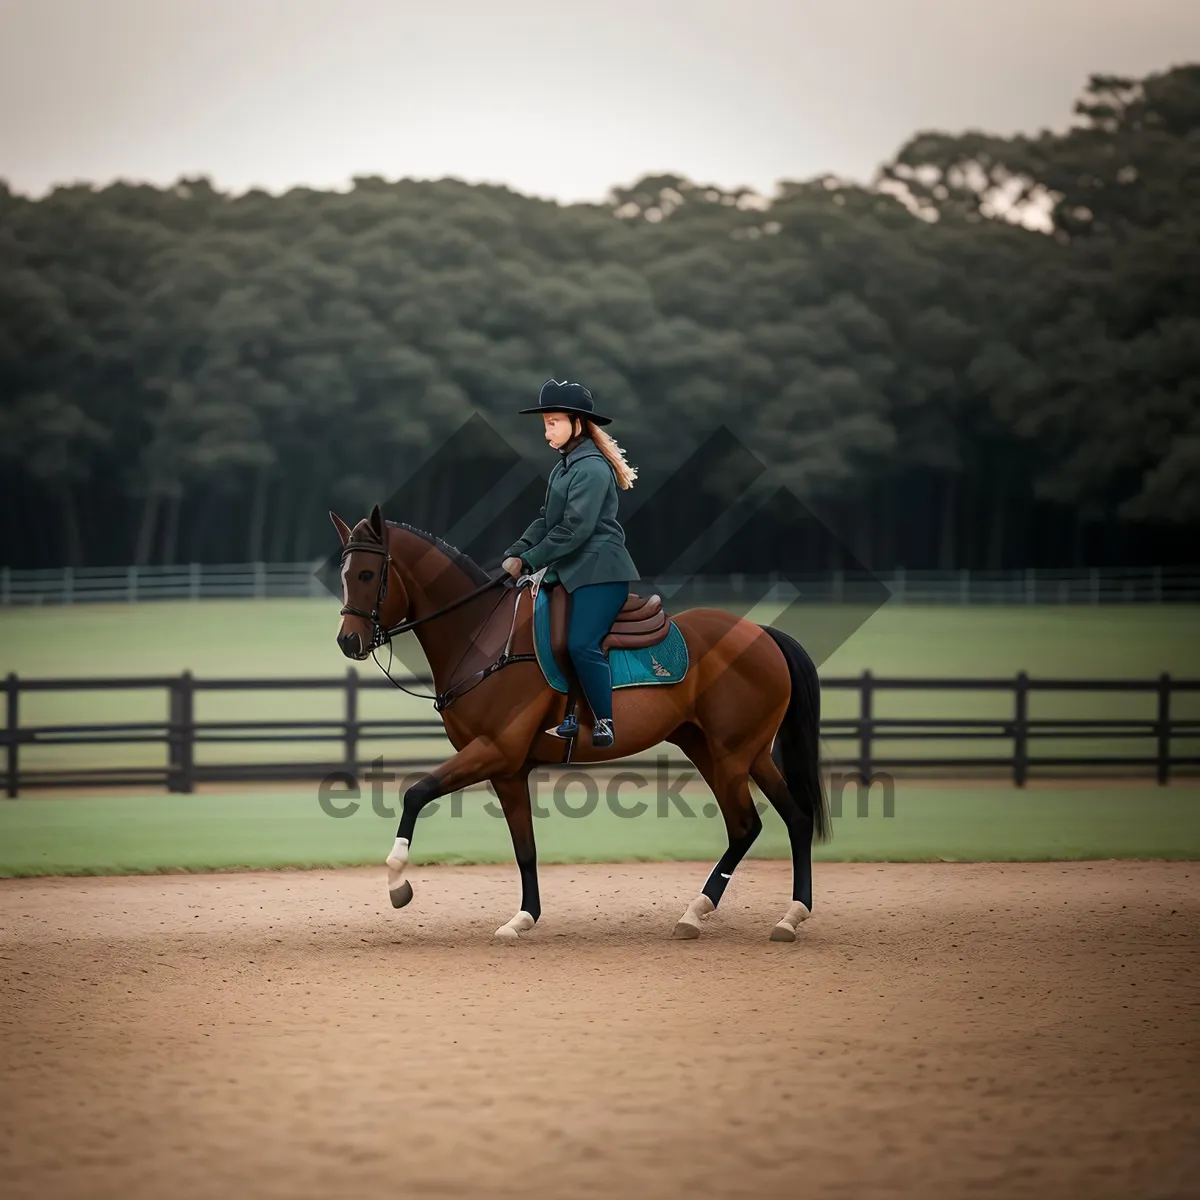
top-left (1, 0), bottom-right (1197, 204)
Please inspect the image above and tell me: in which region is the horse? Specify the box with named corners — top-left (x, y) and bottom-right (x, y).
top-left (331, 503), bottom-right (829, 942)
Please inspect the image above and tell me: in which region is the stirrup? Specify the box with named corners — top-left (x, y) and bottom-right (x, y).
top-left (591, 718), bottom-right (614, 748)
top-left (550, 712), bottom-right (579, 739)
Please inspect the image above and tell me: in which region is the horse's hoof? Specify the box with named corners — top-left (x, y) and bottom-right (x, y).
top-left (389, 880), bottom-right (414, 909)
top-left (769, 901), bottom-right (810, 941)
top-left (494, 911), bottom-right (535, 942)
top-left (672, 894), bottom-right (714, 940)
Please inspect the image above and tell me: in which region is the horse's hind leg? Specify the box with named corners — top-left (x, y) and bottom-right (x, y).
top-left (750, 745), bottom-right (813, 942)
top-left (669, 726), bottom-right (762, 940)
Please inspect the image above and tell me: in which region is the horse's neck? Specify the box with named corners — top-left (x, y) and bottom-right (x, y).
top-left (387, 530), bottom-right (488, 682)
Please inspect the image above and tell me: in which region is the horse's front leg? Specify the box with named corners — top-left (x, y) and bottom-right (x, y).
top-left (386, 736), bottom-right (513, 909)
top-left (490, 767), bottom-right (540, 942)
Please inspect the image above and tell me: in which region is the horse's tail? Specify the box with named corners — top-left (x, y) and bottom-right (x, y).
top-left (761, 625), bottom-right (830, 843)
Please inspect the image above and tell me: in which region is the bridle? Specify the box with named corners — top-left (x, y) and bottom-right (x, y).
top-left (338, 539), bottom-right (397, 652)
top-left (339, 537), bottom-right (509, 654)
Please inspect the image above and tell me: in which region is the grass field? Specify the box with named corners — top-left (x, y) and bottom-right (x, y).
top-left (1, 600), bottom-right (1197, 874)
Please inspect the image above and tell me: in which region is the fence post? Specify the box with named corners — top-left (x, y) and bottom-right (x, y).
top-left (1025, 568), bottom-right (1035, 605)
top-left (1, 565), bottom-right (9, 608)
top-left (858, 670), bottom-right (873, 783)
top-left (254, 561), bottom-right (266, 600)
top-left (959, 568), bottom-right (969, 605)
top-left (62, 566), bottom-right (73, 606)
top-left (1013, 671), bottom-right (1029, 787)
top-left (1089, 567), bottom-right (1099, 605)
top-left (344, 668), bottom-right (359, 772)
top-left (127, 564), bottom-right (138, 603)
top-left (832, 567), bottom-right (843, 604)
top-left (893, 566), bottom-right (905, 605)
top-left (180, 670), bottom-right (195, 793)
top-left (5, 673), bottom-right (17, 798)
top-left (189, 562), bottom-right (201, 601)
top-left (1157, 672), bottom-right (1171, 787)
top-left (168, 671), bottom-right (197, 793)
top-left (1152, 565), bottom-right (1162, 605)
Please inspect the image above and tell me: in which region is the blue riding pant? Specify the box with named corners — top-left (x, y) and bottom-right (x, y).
top-left (565, 581), bottom-right (630, 721)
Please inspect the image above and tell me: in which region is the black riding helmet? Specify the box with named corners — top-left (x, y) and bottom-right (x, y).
top-left (517, 379), bottom-right (613, 426)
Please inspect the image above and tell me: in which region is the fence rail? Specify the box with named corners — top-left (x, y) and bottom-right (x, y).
top-left (2, 562), bottom-right (1200, 606)
top-left (3, 670), bottom-right (1197, 797)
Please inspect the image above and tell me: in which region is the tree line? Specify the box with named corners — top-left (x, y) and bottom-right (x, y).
top-left (1, 65), bottom-right (1196, 573)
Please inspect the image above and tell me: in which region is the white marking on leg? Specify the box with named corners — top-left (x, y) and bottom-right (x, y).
top-left (386, 836), bottom-right (409, 892)
top-left (672, 894), bottom-right (715, 940)
top-left (494, 910), bottom-right (536, 942)
top-left (769, 899), bottom-right (811, 942)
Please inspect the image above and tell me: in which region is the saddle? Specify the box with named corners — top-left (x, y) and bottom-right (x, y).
top-left (533, 583), bottom-right (685, 761)
top-left (548, 586), bottom-right (671, 673)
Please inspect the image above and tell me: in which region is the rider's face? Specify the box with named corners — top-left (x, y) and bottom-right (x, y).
top-left (543, 412), bottom-right (579, 449)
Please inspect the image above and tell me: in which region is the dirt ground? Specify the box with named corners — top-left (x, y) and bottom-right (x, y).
top-left (1, 862), bottom-right (1197, 1199)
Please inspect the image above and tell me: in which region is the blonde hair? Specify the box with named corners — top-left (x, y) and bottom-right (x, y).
top-left (581, 418), bottom-right (638, 490)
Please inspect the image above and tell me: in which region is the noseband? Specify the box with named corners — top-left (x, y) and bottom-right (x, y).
top-left (339, 537), bottom-right (508, 653)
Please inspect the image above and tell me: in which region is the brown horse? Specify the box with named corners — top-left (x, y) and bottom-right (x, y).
top-left (331, 504), bottom-right (829, 942)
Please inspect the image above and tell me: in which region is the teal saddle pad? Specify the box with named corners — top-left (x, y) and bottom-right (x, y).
top-left (532, 587), bottom-right (689, 693)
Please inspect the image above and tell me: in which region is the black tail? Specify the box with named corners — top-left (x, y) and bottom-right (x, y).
top-left (762, 625), bottom-right (830, 842)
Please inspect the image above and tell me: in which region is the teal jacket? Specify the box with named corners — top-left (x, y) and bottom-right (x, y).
top-left (504, 440), bottom-right (640, 593)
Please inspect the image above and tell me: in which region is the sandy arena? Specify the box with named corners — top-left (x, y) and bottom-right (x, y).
top-left (1, 861), bottom-right (1197, 1199)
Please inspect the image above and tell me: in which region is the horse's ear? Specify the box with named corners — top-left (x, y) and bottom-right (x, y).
top-left (369, 503), bottom-right (385, 542)
top-left (329, 511), bottom-right (352, 546)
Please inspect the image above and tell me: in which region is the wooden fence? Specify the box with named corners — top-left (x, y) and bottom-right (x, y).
top-left (3, 671), bottom-right (1198, 797)
top-left (3, 563), bottom-right (1200, 606)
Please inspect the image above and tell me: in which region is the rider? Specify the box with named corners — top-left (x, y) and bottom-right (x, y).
top-left (502, 379), bottom-right (640, 749)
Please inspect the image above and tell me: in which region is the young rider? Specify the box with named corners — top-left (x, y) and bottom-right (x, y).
top-left (502, 379), bottom-right (640, 749)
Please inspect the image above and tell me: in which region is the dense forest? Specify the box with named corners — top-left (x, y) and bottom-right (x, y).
top-left (1, 65), bottom-right (1197, 573)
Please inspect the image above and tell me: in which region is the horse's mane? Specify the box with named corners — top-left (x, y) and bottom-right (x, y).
top-left (352, 518), bottom-right (491, 586)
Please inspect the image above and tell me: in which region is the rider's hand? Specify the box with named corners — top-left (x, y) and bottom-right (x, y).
top-left (502, 556), bottom-right (524, 578)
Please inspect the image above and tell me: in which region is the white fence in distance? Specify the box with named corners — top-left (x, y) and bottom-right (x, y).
top-left (0, 562), bottom-right (328, 605)
top-left (1, 562), bottom-right (1198, 606)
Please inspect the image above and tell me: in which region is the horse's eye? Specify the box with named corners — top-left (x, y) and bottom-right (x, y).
top-left (358, 569), bottom-right (374, 583)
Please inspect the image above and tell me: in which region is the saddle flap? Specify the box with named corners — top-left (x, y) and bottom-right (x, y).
top-left (549, 584), bottom-right (572, 680)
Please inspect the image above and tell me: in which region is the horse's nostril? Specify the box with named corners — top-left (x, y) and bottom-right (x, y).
top-left (339, 631), bottom-right (362, 658)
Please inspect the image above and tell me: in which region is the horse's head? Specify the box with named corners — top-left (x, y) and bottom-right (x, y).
top-left (331, 503), bottom-right (411, 659)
